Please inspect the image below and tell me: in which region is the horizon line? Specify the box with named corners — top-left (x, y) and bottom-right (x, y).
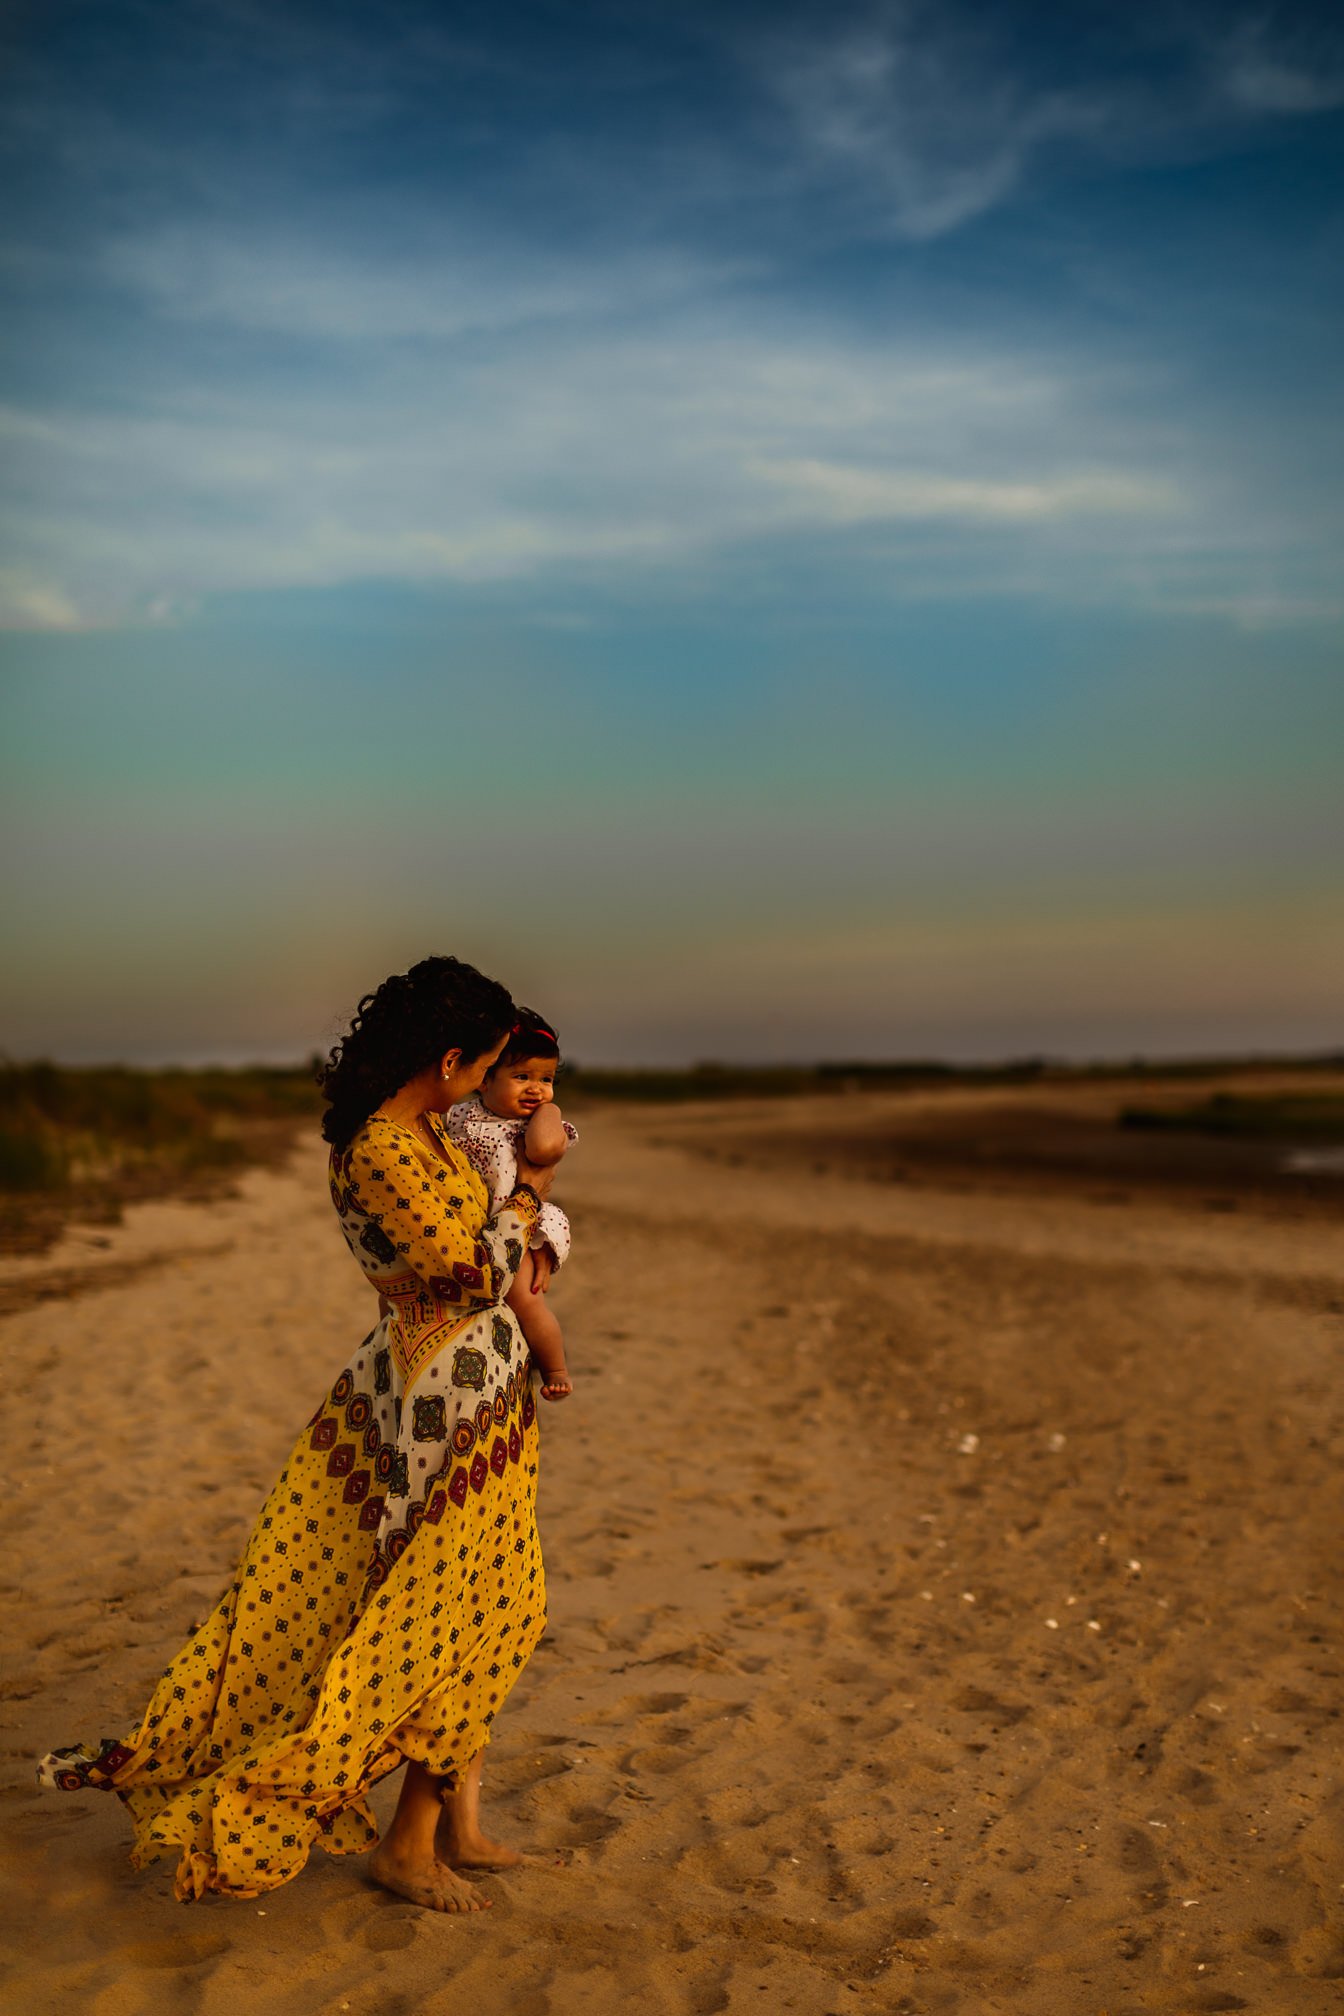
top-left (4, 1046), bottom-right (1341, 1077)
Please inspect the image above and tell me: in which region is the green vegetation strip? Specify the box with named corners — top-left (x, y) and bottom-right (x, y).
top-left (1119, 1093), bottom-right (1344, 1140)
top-left (0, 1061), bottom-right (322, 1197)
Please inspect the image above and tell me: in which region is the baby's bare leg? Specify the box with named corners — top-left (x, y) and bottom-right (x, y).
top-left (506, 1254), bottom-right (571, 1399)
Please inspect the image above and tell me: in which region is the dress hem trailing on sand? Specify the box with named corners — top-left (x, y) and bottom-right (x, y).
top-left (38, 1116), bottom-right (546, 1901)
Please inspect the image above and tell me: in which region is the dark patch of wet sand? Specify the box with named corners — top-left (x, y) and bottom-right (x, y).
top-left (657, 1070), bottom-right (1344, 1224)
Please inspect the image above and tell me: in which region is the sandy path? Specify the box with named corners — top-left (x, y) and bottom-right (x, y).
top-left (1, 1101), bottom-right (1341, 2015)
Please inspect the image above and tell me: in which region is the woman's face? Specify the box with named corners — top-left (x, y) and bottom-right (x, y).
top-left (441, 1033), bottom-right (508, 1106)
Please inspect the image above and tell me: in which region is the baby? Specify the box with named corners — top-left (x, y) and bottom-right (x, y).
top-left (445, 1007), bottom-right (576, 1401)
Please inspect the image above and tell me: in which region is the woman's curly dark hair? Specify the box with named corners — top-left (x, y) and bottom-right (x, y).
top-left (318, 955), bottom-right (514, 1149)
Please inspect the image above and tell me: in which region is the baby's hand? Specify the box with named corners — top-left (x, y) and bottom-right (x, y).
top-left (540, 1367), bottom-right (573, 1402)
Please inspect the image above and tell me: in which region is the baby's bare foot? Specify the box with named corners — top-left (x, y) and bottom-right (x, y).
top-left (369, 1840), bottom-right (492, 1911)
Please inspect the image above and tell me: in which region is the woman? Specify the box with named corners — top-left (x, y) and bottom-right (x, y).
top-left (40, 956), bottom-right (557, 1914)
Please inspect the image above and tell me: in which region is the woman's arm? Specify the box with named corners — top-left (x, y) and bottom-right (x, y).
top-left (345, 1131), bottom-right (552, 1306)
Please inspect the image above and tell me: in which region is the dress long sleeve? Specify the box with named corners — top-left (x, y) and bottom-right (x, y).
top-left (341, 1123), bottom-right (539, 1310)
top-left (534, 1200), bottom-right (573, 1269)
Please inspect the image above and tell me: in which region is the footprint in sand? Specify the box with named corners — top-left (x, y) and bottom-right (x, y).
top-left (710, 1558), bottom-right (785, 1577)
top-left (562, 1803), bottom-right (620, 1847)
top-left (621, 1737), bottom-right (692, 1778)
top-left (319, 1885), bottom-right (423, 1951)
top-left (1115, 1821), bottom-right (1169, 1913)
top-left (948, 1684), bottom-right (1031, 1727)
top-left (886, 1908), bottom-right (938, 1939)
top-left (113, 1932), bottom-right (232, 1970)
top-left (514, 1750), bottom-right (575, 1787)
top-left (354, 1913), bottom-right (419, 1953)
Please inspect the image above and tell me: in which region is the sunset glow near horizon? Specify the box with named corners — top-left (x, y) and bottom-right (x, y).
top-left (3, 1), bottom-right (1342, 1068)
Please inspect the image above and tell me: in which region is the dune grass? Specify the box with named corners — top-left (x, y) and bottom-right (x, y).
top-left (562, 1052), bottom-right (1344, 1104)
top-left (1119, 1090), bottom-right (1344, 1141)
top-left (0, 1061), bottom-right (323, 1251)
top-left (564, 1058), bottom-right (1056, 1102)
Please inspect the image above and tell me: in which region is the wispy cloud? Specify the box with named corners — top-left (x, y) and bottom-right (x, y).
top-left (1216, 16), bottom-right (1344, 115)
top-left (0, 568), bottom-right (86, 632)
top-left (100, 226), bottom-right (745, 342)
top-left (748, 458), bottom-right (1179, 526)
top-left (746, 3), bottom-right (1344, 240)
top-left (0, 310), bottom-right (1202, 623)
top-left (1168, 591), bottom-right (1344, 632)
top-left (754, 11), bottom-right (1105, 239)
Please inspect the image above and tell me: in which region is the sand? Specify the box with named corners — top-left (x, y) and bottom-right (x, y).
top-left (1, 1087), bottom-right (1341, 2015)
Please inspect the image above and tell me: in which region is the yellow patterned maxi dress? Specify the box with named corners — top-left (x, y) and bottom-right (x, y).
top-left (38, 1115), bottom-right (547, 1901)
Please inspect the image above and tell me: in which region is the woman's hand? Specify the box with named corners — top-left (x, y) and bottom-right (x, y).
top-left (514, 1154), bottom-right (556, 1201)
top-left (530, 1246), bottom-right (554, 1296)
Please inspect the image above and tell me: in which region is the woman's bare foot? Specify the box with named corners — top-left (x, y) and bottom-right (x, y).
top-left (369, 1839), bottom-right (492, 1912)
top-left (434, 1746), bottom-right (561, 1872)
top-left (435, 1821), bottom-right (557, 1871)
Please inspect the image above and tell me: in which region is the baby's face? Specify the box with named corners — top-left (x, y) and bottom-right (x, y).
top-left (482, 1055), bottom-right (557, 1121)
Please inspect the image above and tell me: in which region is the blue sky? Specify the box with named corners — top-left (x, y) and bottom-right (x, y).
top-left (2, 0), bottom-right (1341, 1065)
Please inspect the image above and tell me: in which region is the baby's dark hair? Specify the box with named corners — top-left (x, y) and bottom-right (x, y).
top-left (318, 955), bottom-right (514, 1148)
top-left (491, 1006), bottom-right (561, 1072)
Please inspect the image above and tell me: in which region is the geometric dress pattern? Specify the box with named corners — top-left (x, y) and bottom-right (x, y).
top-left (37, 1117), bottom-right (545, 1901)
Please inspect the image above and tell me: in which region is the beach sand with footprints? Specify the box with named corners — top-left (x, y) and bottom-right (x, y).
top-left (2, 1079), bottom-right (1342, 2015)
